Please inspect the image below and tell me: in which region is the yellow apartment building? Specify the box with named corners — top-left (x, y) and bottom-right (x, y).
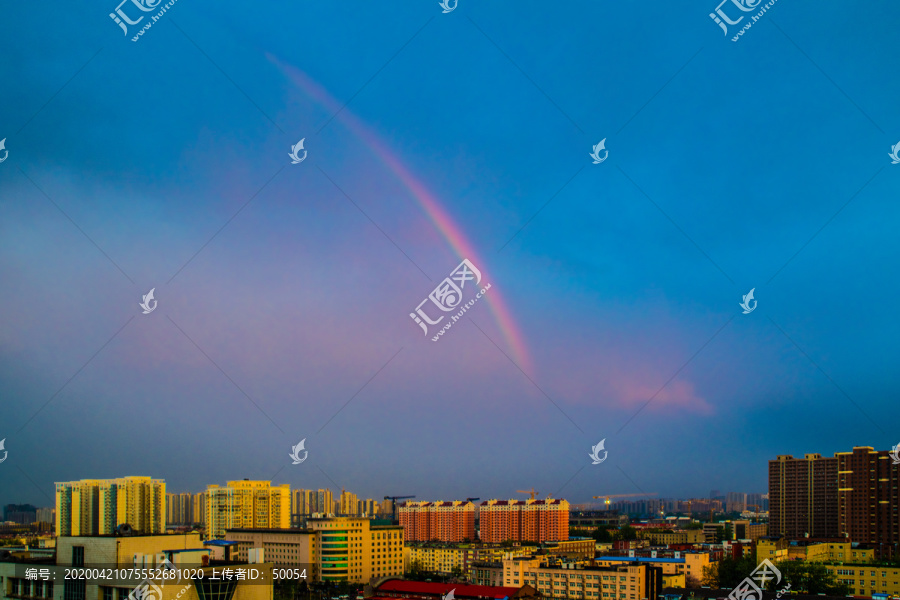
top-left (205, 481), bottom-right (290, 539)
top-left (501, 556), bottom-right (663, 600)
top-left (225, 517), bottom-right (403, 583)
top-left (637, 530), bottom-right (704, 545)
top-left (56, 477), bottom-right (166, 536)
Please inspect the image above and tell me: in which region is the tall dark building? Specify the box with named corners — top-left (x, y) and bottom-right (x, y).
top-left (3, 503), bottom-right (38, 524)
top-left (837, 446), bottom-right (900, 558)
top-left (768, 453), bottom-right (838, 538)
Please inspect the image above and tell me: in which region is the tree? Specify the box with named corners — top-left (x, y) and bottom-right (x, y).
top-left (592, 527), bottom-right (613, 543)
top-left (613, 525), bottom-right (637, 541)
top-left (500, 539), bottom-right (516, 548)
top-left (685, 574), bottom-right (700, 589)
top-left (771, 560), bottom-right (850, 596)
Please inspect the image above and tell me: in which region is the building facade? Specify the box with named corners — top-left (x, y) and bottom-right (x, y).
top-left (225, 516), bottom-right (403, 583)
top-left (480, 499), bottom-right (569, 544)
top-left (399, 501), bottom-right (476, 542)
top-left (205, 480), bottom-right (290, 539)
top-left (502, 556), bottom-right (662, 600)
top-left (768, 453), bottom-right (838, 539)
top-left (837, 446), bottom-right (900, 558)
top-left (55, 477), bottom-right (166, 536)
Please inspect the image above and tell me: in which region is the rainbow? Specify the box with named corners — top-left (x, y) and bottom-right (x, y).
top-left (270, 54), bottom-right (532, 373)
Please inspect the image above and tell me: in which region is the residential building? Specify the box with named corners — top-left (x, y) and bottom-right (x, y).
top-left (637, 529), bottom-right (704, 545)
top-left (480, 500), bottom-right (569, 544)
top-left (399, 501), bottom-right (476, 542)
top-left (3, 504), bottom-right (37, 525)
top-left (569, 512), bottom-right (628, 530)
top-left (35, 508), bottom-right (55, 527)
top-left (503, 556), bottom-right (663, 600)
top-left (225, 516), bottom-right (403, 583)
top-left (725, 493), bottom-right (747, 514)
top-left (768, 454), bottom-right (838, 539)
top-left (594, 552), bottom-right (713, 585)
top-left (55, 477), bottom-right (165, 536)
top-left (205, 480), bottom-right (290, 539)
top-left (837, 446), bottom-right (900, 558)
top-left (192, 492), bottom-right (206, 526)
top-left (470, 560), bottom-right (504, 587)
top-left (405, 543), bottom-right (531, 575)
top-left (823, 562), bottom-right (900, 597)
top-left (339, 490), bottom-right (358, 516)
top-left (166, 492), bottom-right (196, 526)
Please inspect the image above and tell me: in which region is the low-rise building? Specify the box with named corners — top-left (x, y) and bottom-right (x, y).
top-left (226, 516), bottom-right (403, 583)
top-left (469, 561), bottom-right (504, 587)
top-left (636, 530), bottom-right (704, 546)
top-left (405, 544), bottom-right (530, 576)
top-left (0, 533), bottom-right (271, 600)
top-left (501, 556), bottom-right (662, 600)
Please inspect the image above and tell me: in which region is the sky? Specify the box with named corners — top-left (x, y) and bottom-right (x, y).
top-left (1, 0), bottom-right (899, 510)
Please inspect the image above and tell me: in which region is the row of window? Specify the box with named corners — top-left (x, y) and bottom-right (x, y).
top-left (8, 579), bottom-right (54, 599)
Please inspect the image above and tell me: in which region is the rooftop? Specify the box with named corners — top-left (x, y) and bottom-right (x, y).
top-left (376, 580), bottom-right (522, 599)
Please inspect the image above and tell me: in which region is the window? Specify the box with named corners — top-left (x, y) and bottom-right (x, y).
top-left (72, 546), bottom-right (85, 567)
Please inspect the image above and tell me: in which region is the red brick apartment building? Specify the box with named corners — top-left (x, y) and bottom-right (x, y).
top-left (480, 499), bottom-right (569, 544)
top-left (399, 501), bottom-right (476, 542)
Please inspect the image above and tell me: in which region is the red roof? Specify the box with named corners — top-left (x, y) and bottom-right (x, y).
top-left (377, 580), bottom-right (521, 599)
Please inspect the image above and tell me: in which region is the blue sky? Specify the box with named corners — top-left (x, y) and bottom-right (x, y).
top-left (1, 0), bottom-right (899, 510)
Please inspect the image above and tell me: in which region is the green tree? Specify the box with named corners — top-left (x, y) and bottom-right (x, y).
top-left (772, 561), bottom-right (850, 596)
top-left (613, 525), bottom-right (637, 541)
top-left (592, 527), bottom-right (613, 543)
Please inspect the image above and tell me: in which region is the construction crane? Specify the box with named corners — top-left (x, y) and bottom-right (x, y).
top-left (592, 493), bottom-right (658, 509)
top-left (384, 495), bottom-right (415, 523)
top-left (517, 488), bottom-right (539, 500)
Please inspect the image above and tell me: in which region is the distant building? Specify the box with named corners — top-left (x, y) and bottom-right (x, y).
top-left (166, 492), bottom-right (197, 526)
top-left (339, 489), bottom-right (358, 516)
top-left (226, 516), bottom-right (403, 583)
top-left (725, 492), bottom-right (746, 513)
top-left (399, 501), bottom-right (476, 542)
top-left (205, 480), bottom-right (290, 539)
top-left (480, 499), bottom-right (569, 544)
top-left (55, 477), bottom-right (165, 536)
top-left (569, 511), bottom-right (628, 530)
top-left (3, 504), bottom-right (37, 525)
top-left (769, 453), bottom-right (838, 539)
top-left (35, 507), bottom-right (55, 526)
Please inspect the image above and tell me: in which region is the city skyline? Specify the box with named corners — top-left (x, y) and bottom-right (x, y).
top-left (2, 1), bottom-right (899, 509)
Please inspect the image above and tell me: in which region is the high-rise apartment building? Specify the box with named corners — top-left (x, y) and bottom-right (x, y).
top-left (339, 490), bottom-right (358, 516)
top-left (725, 492), bottom-right (747, 513)
top-left (768, 453), bottom-right (838, 539)
top-left (291, 489), bottom-right (335, 516)
top-left (399, 501), bottom-right (476, 542)
top-left (837, 446), bottom-right (900, 558)
top-left (55, 477), bottom-right (165, 536)
top-left (205, 480), bottom-right (290, 539)
top-left (480, 499), bottom-right (569, 543)
top-left (192, 492), bottom-right (207, 526)
top-left (166, 492), bottom-right (197, 526)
